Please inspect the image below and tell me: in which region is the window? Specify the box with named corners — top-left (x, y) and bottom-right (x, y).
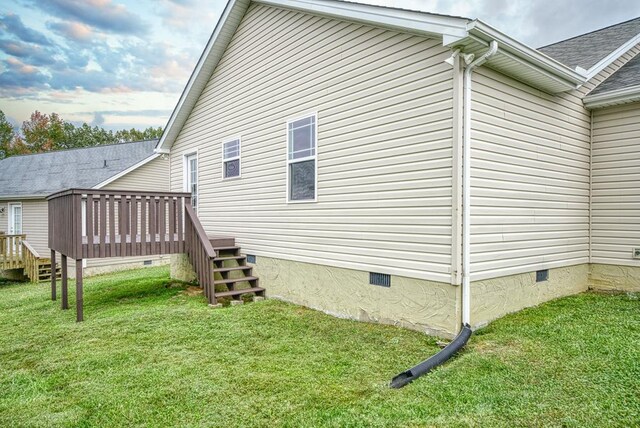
top-left (287, 114), bottom-right (317, 202)
top-left (222, 138), bottom-right (241, 179)
top-left (184, 153), bottom-right (198, 211)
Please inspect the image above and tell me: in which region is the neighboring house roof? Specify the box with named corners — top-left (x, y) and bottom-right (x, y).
top-left (0, 140), bottom-right (159, 199)
top-left (539, 17), bottom-right (640, 72)
top-left (157, 0), bottom-right (589, 153)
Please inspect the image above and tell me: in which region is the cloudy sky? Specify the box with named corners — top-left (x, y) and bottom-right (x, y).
top-left (1, 0), bottom-right (639, 131)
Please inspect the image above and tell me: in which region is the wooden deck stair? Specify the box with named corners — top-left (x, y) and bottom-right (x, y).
top-left (210, 237), bottom-right (265, 302)
top-left (34, 260), bottom-right (61, 282)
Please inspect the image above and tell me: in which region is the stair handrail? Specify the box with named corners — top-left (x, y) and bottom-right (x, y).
top-left (184, 203), bottom-right (217, 304)
top-left (21, 240), bottom-right (41, 282)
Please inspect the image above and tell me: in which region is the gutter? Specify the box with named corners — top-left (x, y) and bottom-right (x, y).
top-left (389, 41), bottom-right (499, 388)
top-left (583, 84), bottom-right (640, 109)
top-left (0, 195), bottom-right (47, 201)
top-left (466, 21), bottom-right (585, 88)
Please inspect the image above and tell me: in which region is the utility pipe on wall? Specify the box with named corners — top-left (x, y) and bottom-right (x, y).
top-left (462, 40), bottom-right (498, 326)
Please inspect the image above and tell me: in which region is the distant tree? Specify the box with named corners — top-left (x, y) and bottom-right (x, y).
top-left (114, 126), bottom-right (163, 143)
top-left (0, 110), bottom-right (163, 158)
top-left (0, 111), bottom-right (15, 160)
top-left (64, 123), bottom-right (117, 148)
top-left (20, 111), bottom-right (67, 153)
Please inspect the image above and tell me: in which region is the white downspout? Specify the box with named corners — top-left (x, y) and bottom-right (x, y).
top-left (462, 40), bottom-right (498, 327)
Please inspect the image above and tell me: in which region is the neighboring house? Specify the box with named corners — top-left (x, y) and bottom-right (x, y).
top-left (155, 0), bottom-right (640, 338)
top-left (0, 140), bottom-right (170, 278)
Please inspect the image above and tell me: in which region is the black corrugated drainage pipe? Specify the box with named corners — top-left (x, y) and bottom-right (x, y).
top-left (389, 323), bottom-right (472, 389)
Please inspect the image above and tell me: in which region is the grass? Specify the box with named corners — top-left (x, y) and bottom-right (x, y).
top-left (0, 267), bottom-right (639, 427)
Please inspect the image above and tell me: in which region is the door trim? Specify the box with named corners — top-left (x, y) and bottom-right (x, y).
top-left (7, 202), bottom-right (22, 235)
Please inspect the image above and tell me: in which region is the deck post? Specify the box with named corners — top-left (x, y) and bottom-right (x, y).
top-left (61, 255), bottom-right (69, 310)
top-left (76, 259), bottom-right (83, 322)
top-left (50, 250), bottom-right (57, 301)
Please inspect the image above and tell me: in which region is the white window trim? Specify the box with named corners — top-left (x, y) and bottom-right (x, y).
top-left (183, 150), bottom-right (199, 212)
top-left (286, 112), bottom-right (318, 204)
top-left (221, 137), bottom-right (242, 180)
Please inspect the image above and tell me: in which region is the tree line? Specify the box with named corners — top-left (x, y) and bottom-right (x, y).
top-left (0, 110), bottom-right (163, 160)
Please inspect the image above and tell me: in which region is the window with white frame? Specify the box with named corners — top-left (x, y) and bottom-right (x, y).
top-left (287, 114), bottom-right (316, 202)
top-left (222, 139), bottom-right (241, 179)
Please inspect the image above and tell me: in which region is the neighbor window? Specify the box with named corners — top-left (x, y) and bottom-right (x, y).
top-left (222, 138), bottom-right (241, 179)
top-left (287, 114), bottom-right (316, 202)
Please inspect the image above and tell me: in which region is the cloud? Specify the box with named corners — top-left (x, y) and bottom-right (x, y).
top-left (47, 20), bottom-right (94, 43)
top-left (0, 14), bottom-right (52, 46)
top-left (91, 112), bottom-right (105, 126)
top-left (29, 0), bottom-right (149, 36)
top-left (84, 109), bottom-right (173, 117)
top-left (0, 39), bottom-right (58, 66)
top-left (0, 57), bottom-right (49, 91)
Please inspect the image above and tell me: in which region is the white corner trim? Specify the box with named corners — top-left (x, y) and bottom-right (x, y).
top-left (583, 33), bottom-right (640, 80)
top-left (93, 153), bottom-right (162, 189)
top-left (583, 84), bottom-right (640, 109)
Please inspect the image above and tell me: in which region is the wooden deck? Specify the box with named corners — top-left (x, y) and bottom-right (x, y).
top-left (47, 188), bottom-right (211, 322)
top-left (48, 188), bottom-right (263, 322)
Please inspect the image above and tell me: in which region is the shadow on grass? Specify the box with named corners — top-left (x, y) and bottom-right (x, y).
top-left (61, 270), bottom-right (204, 312)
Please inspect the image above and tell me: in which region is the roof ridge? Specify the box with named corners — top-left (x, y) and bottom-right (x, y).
top-left (539, 16), bottom-right (640, 49)
top-left (1, 139), bottom-right (158, 160)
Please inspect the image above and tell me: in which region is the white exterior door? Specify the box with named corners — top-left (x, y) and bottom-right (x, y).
top-left (8, 203), bottom-right (22, 235)
top-left (185, 154), bottom-right (198, 211)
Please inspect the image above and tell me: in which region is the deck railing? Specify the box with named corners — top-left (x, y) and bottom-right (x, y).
top-left (47, 189), bottom-right (191, 260)
top-left (0, 234), bottom-right (25, 270)
top-left (184, 204), bottom-right (217, 304)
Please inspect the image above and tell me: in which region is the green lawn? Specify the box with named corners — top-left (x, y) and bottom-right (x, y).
top-left (0, 267), bottom-right (638, 427)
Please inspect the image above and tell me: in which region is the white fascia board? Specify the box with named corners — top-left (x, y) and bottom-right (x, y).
top-left (93, 153), bottom-right (162, 189)
top-left (466, 20), bottom-right (586, 88)
top-left (583, 33), bottom-right (640, 80)
top-left (256, 0), bottom-right (469, 39)
top-left (583, 84), bottom-right (640, 109)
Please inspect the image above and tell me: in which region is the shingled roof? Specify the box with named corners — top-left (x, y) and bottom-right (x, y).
top-left (0, 140), bottom-right (158, 199)
top-left (539, 17), bottom-right (640, 70)
top-left (590, 53), bottom-right (640, 95)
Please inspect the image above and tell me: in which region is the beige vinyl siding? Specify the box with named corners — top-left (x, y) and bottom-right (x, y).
top-left (170, 4), bottom-right (455, 282)
top-left (21, 200), bottom-right (49, 255)
top-left (469, 67), bottom-right (591, 281)
top-left (102, 156), bottom-right (170, 192)
top-left (94, 156), bottom-right (170, 269)
top-left (0, 202), bottom-right (7, 233)
top-left (591, 102), bottom-right (640, 266)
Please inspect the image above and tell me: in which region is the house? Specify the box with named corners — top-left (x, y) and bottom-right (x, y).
top-left (152, 0), bottom-right (640, 338)
top-left (0, 140), bottom-right (170, 280)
